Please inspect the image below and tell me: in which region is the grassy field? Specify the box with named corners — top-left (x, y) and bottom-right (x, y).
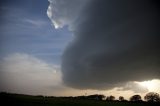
top-left (0, 93), bottom-right (159, 106)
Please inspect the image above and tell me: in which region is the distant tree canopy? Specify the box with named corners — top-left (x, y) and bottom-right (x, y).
top-left (119, 96), bottom-right (125, 101)
top-left (106, 95), bottom-right (115, 101)
top-left (130, 95), bottom-right (142, 102)
top-left (144, 92), bottom-right (160, 102)
top-left (86, 94), bottom-right (106, 100)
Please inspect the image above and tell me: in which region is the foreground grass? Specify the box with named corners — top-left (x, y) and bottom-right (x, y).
top-left (0, 93), bottom-right (159, 106)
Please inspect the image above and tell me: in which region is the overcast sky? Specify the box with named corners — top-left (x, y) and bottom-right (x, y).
top-left (0, 0), bottom-right (159, 99)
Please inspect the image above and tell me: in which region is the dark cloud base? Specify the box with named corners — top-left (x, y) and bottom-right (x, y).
top-left (61, 0), bottom-right (160, 90)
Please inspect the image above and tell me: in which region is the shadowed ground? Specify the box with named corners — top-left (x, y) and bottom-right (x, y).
top-left (0, 93), bottom-right (159, 106)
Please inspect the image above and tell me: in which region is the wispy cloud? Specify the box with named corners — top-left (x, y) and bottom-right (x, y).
top-left (24, 19), bottom-right (47, 28)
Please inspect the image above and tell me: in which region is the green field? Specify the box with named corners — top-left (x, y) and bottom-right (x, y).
top-left (0, 93), bottom-right (159, 106)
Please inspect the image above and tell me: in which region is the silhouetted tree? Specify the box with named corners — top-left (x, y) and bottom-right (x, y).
top-left (97, 95), bottom-right (106, 100)
top-left (106, 95), bottom-right (115, 101)
top-left (130, 95), bottom-right (142, 102)
top-left (144, 92), bottom-right (160, 102)
top-left (87, 94), bottom-right (105, 100)
top-left (119, 96), bottom-right (124, 101)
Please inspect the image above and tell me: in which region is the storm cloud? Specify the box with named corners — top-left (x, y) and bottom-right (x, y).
top-left (48, 0), bottom-right (160, 90)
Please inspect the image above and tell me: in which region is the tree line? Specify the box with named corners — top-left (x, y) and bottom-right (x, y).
top-left (77, 92), bottom-right (160, 102)
top-left (0, 92), bottom-right (160, 103)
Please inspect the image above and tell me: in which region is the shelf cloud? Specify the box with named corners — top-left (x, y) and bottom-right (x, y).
top-left (48, 0), bottom-right (160, 90)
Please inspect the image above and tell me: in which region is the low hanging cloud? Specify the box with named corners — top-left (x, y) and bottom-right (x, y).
top-left (117, 82), bottom-right (148, 93)
top-left (48, 0), bottom-right (160, 90)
